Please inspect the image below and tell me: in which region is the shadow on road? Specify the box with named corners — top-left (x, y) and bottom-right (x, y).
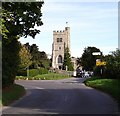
top-left (2, 79), bottom-right (119, 115)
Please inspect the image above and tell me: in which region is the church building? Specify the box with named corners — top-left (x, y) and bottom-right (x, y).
top-left (52, 26), bottom-right (72, 69)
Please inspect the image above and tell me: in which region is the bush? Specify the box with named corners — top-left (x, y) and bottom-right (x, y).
top-left (34, 73), bottom-right (70, 80)
top-left (17, 70), bottom-right (27, 76)
top-left (93, 66), bottom-right (106, 78)
top-left (17, 68), bottom-right (48, 77)
top-left (29, 69), bottom-right (39, 77)
top-left (16, 73), bottom-right (70, 80)
top-left (103, 49), bottom-right (120, 79)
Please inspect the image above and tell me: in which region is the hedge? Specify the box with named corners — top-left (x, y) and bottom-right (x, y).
top-left (17, 68), bottom-right (48, 77)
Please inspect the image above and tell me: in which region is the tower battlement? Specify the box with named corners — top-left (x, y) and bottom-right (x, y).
top-left (53, 30), bottom-right (65, 33)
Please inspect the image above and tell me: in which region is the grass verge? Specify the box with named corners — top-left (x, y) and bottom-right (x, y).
top-left (2, 84), bottom-right (26, 106)
top-left (16, 73), bottom-right (70, 80)
top-left (84, 77), bottom-right (120, 106)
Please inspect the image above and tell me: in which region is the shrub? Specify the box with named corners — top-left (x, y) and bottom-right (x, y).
top-left (17, 68), bottom-right (48, 77)
top-left (104, 49), bottom-right (120, 79)
top-left (17, 70), bottom-right (27, 76)
top-left (93, 66), bottom-right (106, 78)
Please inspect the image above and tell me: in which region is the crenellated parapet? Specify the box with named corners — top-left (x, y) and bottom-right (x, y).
top-left (53, 30), bottom-right (65, 34)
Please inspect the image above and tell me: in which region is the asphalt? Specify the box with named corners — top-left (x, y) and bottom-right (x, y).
top-left (2, 77), bottom-right (119, 114)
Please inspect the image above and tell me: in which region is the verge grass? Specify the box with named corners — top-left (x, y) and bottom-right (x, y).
top-left (2, 84), bottom-right (26, 106)
top-left (84, 77), bottom-right (120, 105)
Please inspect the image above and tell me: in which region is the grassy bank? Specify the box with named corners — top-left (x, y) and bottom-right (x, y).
top-left (16, 73), bottom-right (70, 80)
top-left (84, 77), bottom-right (120, 105)
top-left (2, 84), bottom-right (26, 106)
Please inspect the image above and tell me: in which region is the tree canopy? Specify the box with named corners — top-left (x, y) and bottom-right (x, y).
top-left (24, 43), bottom-right (50, 69)
top-left (80, 46), bottom-right (101, 71)
top-left (19, 44), bottom-right (32, 69)
top-left (104, 49), bottom-right (120, 79)
top-left (63, 47), bottom-right (74, 71)
top-left (2, 2), bottom-right (44, 88)
top-left (2, 2), bottom-right (44, 39)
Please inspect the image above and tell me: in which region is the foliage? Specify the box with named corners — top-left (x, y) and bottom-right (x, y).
top-left (2, 2), bottom-right (44, 39)
top-left (2, 2), bottom-right (44, 88)
top-left (29, 68), bottom-right (48, 77)
top-left (17, 69), bottom-right (27, 76)
top-left (16, 73), bottom-right (70, 80)
top-left (63, 47), bottom-right (74, 71)
top-left (93, 66), bottom-right (106, 77)
top-left (1, 9), bottom-right (9, 39)
top-left (84, 78), bottom-right (120, 105)
top-left (19, 44), bottom-right (32, 69)
top-left (30, 44), bottom-right (40, 68)
top-left (17, 68), bottom-right (48, 77)
top-left (39, 59), bottom-right (51, 69)
top-left (104, 49), bottom-right (120, 79)
top-left (2, 39), bottom-right (20, 88)
top-left (24, 43), bottom-right (50, 69)
top-left (2, 84), bottom-right (26, 106)
top-left (80, 46), bottom-right (101, 71)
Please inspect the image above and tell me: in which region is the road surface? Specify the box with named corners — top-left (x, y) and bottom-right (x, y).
top-left (2, 77), bottom-right (119, 114)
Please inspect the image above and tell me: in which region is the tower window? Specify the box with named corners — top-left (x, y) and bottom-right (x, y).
top-left (57, 38), bottom-right (62, 42)
top-left (60, 38), bottom-right (62, 42)
top-left (59, 47), bottom-right (61, 50)
top-left (57, 38), bottom-right (59, 42)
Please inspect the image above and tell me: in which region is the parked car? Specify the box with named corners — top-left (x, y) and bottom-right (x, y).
top-left (76, 68), bottom-right (82, 77)
top-left (84, 71), bottom-right (89, 78)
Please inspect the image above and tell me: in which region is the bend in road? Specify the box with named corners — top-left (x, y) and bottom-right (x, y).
top-left (2, 77), bottom-right (119, 114)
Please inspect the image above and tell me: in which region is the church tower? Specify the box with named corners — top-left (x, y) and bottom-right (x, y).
top-left (52, 26), bottom-right (71, 69)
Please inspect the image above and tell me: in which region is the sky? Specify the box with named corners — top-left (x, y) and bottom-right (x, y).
top-left (19, 0), bottom-right (118, 58)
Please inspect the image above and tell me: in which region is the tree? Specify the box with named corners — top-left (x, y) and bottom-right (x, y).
top-left (80, 47), bottom-right (101, 71)
top-left (104, 49), bottom-right (120, 79)
top-left (24, 43), bottom-right (50, 69)
top-left (30, 44), bottom-right (40, 68)
top-left (63, 47), bottom-right (74, 71)
top-left (2, 2), bottom-right (44, 88)
top-left (19, 44), bottom-right (32, 70)
top-left (2, 2), bottom-right (44, 39)
top-left (2, 39), bottom-right (20, 87)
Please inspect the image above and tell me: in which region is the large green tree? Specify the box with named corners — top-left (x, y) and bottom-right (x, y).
top-left (24, 43), bottom-right (50, 69)
top-left (63, 47), bottom-right (74, 71)
top-left (80, 46), bottom-right (101, 71)
top-left (104, 49), bottom-right (120, 79)
top-left (2, 2), bottom-right (44, 38)
top-left (2, 2), bottom-right (44, 88)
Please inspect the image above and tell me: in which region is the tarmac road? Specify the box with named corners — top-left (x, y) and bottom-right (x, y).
top-left (2, 77), bottom-right (119, 114)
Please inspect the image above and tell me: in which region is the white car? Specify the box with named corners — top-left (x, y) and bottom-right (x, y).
top-left (84, 72), bottom-right (89, 78)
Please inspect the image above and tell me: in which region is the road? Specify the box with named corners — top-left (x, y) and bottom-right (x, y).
top-left (2, 77), bottom-right (118, 114)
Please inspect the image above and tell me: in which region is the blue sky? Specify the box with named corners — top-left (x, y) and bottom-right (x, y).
top-left (20, 0), bottom-right (118, 57)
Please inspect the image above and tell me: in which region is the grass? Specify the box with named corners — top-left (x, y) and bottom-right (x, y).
top-left (84, 77), bottom-right (120, 106)
top-left (2, 84), bottom-right (26, 106)
top-left (16, 73), bottom-right (70, 80)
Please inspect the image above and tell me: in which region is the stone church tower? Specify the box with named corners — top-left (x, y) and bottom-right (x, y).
top-left (52, 26), bottom-right (70, 69)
